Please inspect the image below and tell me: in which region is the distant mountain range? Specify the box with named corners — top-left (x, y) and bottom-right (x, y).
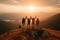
top-left (0, 13), bottom-right (21, 20)
top-left (41, 13), bottom-right (60, 30)
top-left (0, 13), bottom-right (34, 20)
top-left (0, 13), bottom-right (57, 21)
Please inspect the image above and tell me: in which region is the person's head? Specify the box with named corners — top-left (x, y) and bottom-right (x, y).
top-left (37, 18), bottom-right (39, 20)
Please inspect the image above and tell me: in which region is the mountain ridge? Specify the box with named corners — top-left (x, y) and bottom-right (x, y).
top-left (41, 13), bottom-right (60, 30)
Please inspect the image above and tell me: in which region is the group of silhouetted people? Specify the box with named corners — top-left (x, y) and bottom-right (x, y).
top-left (22, 16), bottom-right (40, 26)
top-left (18, 16), bottom-right (51, 40)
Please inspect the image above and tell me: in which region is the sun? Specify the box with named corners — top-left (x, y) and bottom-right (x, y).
top-left (28, 6), bottom-right (35, 12)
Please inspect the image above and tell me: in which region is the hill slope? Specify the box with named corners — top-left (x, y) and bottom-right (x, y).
top-left (41, 13), bottom-right (60, 30)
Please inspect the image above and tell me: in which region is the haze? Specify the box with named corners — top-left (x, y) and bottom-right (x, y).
top-left (0, 0), bottom-right (60, 20)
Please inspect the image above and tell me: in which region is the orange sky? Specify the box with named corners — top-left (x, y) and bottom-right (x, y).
top-left (0, 4), bottom-right (59, 14)
top-left (0, 0), bottom-right (60, 20)
top-left (0, 0), bottom-right (60, 13)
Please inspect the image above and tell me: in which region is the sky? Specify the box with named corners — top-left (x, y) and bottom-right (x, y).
top-left (0, 0), bottom-right (60, 13)
top-left (0, 0), bottom-right (60, 20)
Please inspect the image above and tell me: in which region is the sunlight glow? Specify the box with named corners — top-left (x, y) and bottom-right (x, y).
top-left (0, 4), bottom-right (54, 13)
top-left (28, 6), bottom-right (35, 12)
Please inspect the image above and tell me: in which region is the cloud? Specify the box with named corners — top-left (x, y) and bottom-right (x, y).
top-left (0, 4), bottom-right (60, 13)
top-left (0, 0), bottom-right (59, 6)
top-left (0, 0), bottom-right (60, 13)
top-left (0, 0), bottom-right (21, 5)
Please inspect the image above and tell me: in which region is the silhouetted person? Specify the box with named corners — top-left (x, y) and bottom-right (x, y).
top-left (32, 16), bottom-right (37, 24)
top-left (32, 18), bottom-right (35, 24)
top-left (22, 17), bottom-right (26, 25)
top-left (36, 18), bottom-right (40, 25)
top-left (27, 18), bottom-right (30, 25)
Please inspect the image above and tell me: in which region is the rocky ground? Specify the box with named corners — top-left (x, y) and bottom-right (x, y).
top-left (0, 26), bottom-right (60, 40)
